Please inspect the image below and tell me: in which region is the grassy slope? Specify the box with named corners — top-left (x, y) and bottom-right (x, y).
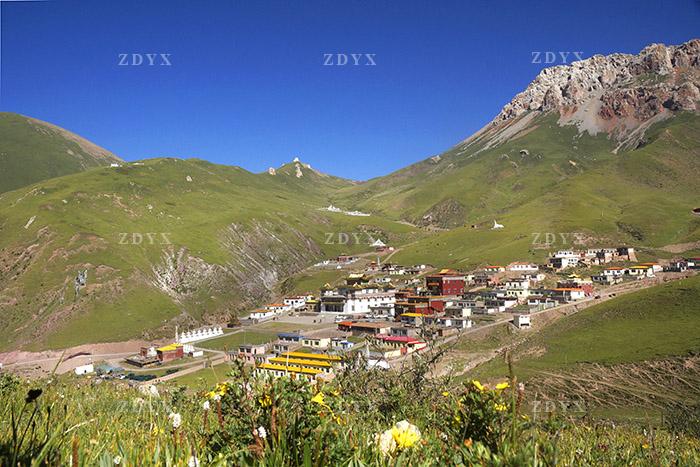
top-left (197, 331), bottom-right (277, 351)
top-left (0, 158), bottom-right (423, 350)
top-left (469, 274), bottom-right (700, 381)
top-left (336, 113), bottom-right (700, 268)
top-left (0, 112), bottom-right (122, 193)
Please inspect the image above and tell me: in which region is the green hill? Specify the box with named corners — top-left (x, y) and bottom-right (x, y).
top-left (334, 112), bottom-right (700, 268)
top-left (0, 158), bottom-right (421, 350)
top-left (0, 112), bottom-right (122, 193)
top-left (467, 274), bottom-right (700, 418)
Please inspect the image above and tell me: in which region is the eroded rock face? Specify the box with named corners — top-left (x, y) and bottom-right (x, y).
top-left (151, 220), bottom-right (321, 311)
top-left (492, 39), bottom-right (700, 139)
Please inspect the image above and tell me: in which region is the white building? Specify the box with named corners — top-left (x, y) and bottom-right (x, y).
top-left (504, 278), bottom-right (530, 290)
top-left (283, 296), bottom-right (307, 309)
top-left (302, 336), bottom-right (331, 349)
top-left (507, 262), bottom-right (539, 272)
top-left (320, 283), bottom-right (396, 314)
top-left (250, 310), bottom-right (278, 320)
top-left (603, 267), bottom-right (626, 277)
top-left (74, 363), bottom-right (94, 375)
top-left (514, 314), bottom-right (531, 329)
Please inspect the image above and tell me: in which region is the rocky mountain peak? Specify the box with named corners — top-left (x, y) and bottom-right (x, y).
top-left (487, 39), bottom-right (700, 146)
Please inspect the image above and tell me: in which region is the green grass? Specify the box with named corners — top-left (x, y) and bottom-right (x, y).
top-left (34, 286), bottom-right (179, 350)
top-left (281, 269), bottom-right (350, 295)
top-left (0, 155), bottom-right (423, 351)
top-left (165, 361), bottom-right (234, 388)
top-left (337, 113), bottom-right (700, 268)
top-left (197, 331), bottom-right (277, 351)
top-left (253, 321), bottom-right (328, 332)
top-left (0, 112), bottom-right (121, 193)
top-left (469, 274), bottom-right (700, 381)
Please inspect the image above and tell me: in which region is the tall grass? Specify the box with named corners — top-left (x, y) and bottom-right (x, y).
top-left (1, 356), bottom-right (699, 466)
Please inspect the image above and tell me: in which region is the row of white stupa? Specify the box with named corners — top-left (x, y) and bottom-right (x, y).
top-left (176, 326), bottom-right (224, 344)
top-left (322, 205), bottom-right (370, 217)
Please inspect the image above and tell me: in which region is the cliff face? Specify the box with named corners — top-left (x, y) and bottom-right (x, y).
top-left (476, 39), bottom-right (700, 149)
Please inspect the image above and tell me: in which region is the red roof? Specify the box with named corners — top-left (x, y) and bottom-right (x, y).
top-left (377, 335), bottom-right (424, 344)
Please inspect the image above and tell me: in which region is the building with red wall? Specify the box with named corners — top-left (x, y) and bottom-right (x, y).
top-left (425, 270), bottom-right (465, 296)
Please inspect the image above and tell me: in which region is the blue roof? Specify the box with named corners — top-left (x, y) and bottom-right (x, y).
top-left (277, 332), bottom-right (304, 339)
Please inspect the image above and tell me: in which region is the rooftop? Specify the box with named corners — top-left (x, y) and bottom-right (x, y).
top-left (268, 357), bottom-right (332, 368)
top-left (281, 351), bottom-right (342, 362)
top-left (157, 343), bottom-right (182, 352)
top-left (257, 363), bottom-right (322, 375)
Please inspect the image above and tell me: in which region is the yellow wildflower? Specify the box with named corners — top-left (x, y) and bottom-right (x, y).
top-left (390, 420), bottom-right (421, 450)
top-left (311, 392), bottom-right (326, 406)
top-left (472, 380), bottom-right (485, 392)
top-left (494, 403), bottom-right (507, 412)
top-left (442, 391), bottom-right (449, 397)
top-left (642, 443), bottom-right (650, 449)
top-left (495, 381), bottom-right (510, 391)
top-left (258, 394), bottom-right (272, 407)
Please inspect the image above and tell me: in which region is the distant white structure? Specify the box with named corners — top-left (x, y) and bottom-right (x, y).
top-left (371, 239), bottom-right (386, 248)
top-left (110, 163), bottom-right (121, 168)
top-left (514, 314), bottom-right (531, 329)
top-left (176, 326), bottom-right (224, 344)
top-left (74, 363), bottom-right (94, 376)
top-left (492, 220), bottom-right (504, 230)
top-left (367, 359), bottom-right (390, 370)
top-left (319, 205), bottom-right (370, 216)
top-left (293, 157), bottom-right (300, 162)
top-left (183, 344), bottom-right (204, 357)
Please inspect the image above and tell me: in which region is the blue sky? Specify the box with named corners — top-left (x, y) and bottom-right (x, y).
top-left (1, 0), bottom-right (698, 180)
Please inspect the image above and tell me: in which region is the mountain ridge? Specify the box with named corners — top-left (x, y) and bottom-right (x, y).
top-left (0, 112), bottom-right (122, 194)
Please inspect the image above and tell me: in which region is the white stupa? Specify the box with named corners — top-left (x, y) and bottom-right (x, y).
top-left (371, 239), bottom-right (386, 248)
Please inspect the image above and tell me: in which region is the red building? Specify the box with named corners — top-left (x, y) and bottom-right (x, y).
top-left (394, 301), bottom-right (431, 316)
top-left (425, 270), bottom-right (465, 296)
top-left (156, 343), bottom-right (184, 363)
top-left (405, 295), bottom-right (446, 313)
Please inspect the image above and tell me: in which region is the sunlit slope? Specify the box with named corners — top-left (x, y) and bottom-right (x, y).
top-left (0, 158), bottom-right (420, 350)
top-left (0, 112), bottom-right (122, 193)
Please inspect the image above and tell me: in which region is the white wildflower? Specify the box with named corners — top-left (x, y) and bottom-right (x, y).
top-left (187, 456), bottom-right (200, 467)
top-left (376, 429), bottom-right (397, 456)
top-left (139, 384), bottom-right (159, 398)
top-left (255, 426), bottom-right (267, 439)
top-left (113, 455), bottom-right (122, 465)
top-left (202, 400), bottom-right (210, 411)
top-left (169, 412), bottom-right (182, 429)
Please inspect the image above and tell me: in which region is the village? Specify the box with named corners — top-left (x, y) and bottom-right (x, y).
top-left (57, 243), bottom-right (699, 385)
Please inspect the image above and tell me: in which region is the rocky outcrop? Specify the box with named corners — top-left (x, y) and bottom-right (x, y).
top-left (418, 198), bottom-right (466, 229)
top-left (151, 220), bottom-right (322, 311)
top-left (485, 39), bottom-right (700, 143)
